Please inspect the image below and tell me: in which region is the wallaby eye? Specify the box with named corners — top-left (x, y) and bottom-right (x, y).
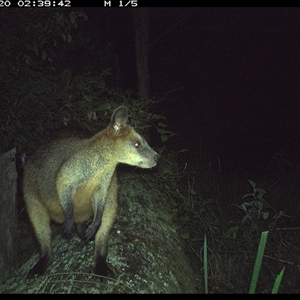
top-left (134, 141), bottom-right (140, 148)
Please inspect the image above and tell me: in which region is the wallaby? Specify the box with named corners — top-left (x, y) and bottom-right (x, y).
top-left (23, 106), bottom-right (159, 279)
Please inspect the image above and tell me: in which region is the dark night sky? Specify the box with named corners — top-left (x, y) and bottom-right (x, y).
top-left (137, 7), bottom-right (300, 172)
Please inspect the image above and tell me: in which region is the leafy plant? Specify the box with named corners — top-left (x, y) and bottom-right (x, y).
top-left (0, 74), bottom-right (173, 154)
top-left (0, 8), bottom-right (87, 80)
top-left (236, 180), bottom-right (282, 235)
top-left (238, 180), bottom-right (270, 226)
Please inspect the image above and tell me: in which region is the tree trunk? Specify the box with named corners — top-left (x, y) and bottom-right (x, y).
top-left (1, 167), bottom-right (200, 293)
top-left (132, 8), bottom-right (150, 99)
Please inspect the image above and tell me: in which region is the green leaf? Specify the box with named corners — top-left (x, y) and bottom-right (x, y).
top-left (262, 211), bottom-right (269, 220)
top-left (55, 12), bottom-right (64, 24)
top-left (161, 135), bottom-right (169, 143)
top-left (69, 13), bottom-right (76, 24)
top-left (150, 114), bottom-right (163, 120)
top-left (157, 122), bottom-right (168, 127)
top-left (242, 215), bottom-right (250, 224)
top-left (256, 188), bottom-right (266, 199)
top-left (180, 231), bottom-right (189, 239)
top-left (67, 32), bottom-right (72, 43)
top-left (24, 55), bottom-right (31, 65)
top-left (255, 201), bottom-right (263, 212)
top-left (190, 189), bottom-right (197, 195)
top-left (242, 193), bottom-right (254, 199)
top-left (223, 226), bottom-right (239, 239)
top-left (271, 267), bottom-right (285, 294)
top-left (248, 180), bottom-right (256, 188)
top-left (249, 231), bottom-right (268, 294)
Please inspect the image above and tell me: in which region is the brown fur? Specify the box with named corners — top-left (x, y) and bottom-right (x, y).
top-left (23, 106), bottom-right (158, 278)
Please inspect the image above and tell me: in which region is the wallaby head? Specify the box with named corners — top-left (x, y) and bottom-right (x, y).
top-left (101, 106), bottom-right (159, 168)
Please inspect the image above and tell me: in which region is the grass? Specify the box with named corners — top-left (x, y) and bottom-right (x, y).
top-left (202, 231), bottom-right (285, 294)
top-left (249, 231), bottom-right (269, 294)
top-left (157, 147), bottom-right (300, 293)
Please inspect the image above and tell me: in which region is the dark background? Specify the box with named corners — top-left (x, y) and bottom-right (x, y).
top-left (101, 7), bottom-right (300, 173)
top-left (3, 6), bottom-right (300, 174)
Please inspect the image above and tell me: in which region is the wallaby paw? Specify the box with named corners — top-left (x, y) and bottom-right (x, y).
top-left (85, 223), bottom-right (98, 241)
top-left (93, 257), bottom-right (114, 280)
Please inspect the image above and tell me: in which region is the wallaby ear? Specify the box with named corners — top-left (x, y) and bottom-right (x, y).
top-left (111, 106), bottom-right (128, 133)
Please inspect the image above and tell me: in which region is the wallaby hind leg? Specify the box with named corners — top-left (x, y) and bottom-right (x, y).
top-left (25, 197), bottom-right (53, 279)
